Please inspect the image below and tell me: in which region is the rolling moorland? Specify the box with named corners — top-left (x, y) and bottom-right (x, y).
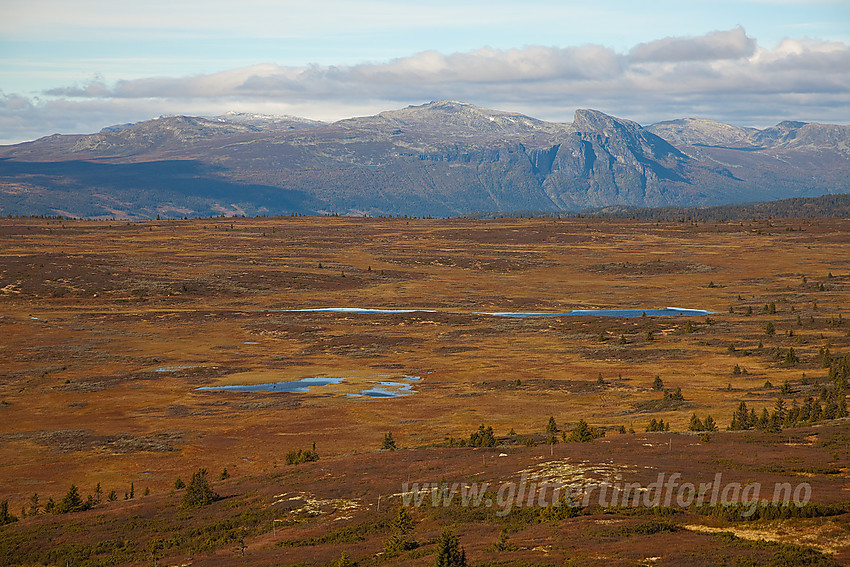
top-left (1, 101), bottom-right (849, 219)
top-left (0, 215), bottom-right (849, 566)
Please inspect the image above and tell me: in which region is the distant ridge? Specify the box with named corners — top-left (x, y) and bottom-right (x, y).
top-left (0, 101), bottom-right (848, 219)
top-left (591, 193), bottom-right (850, 221)
top-left (466, 194), bottom-right (850, 221)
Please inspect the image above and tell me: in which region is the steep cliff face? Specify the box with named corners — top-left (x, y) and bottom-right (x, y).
top-left (536, 110), bottom-right (695, 209)
top-left (0, 101), bottom-right (847, 218)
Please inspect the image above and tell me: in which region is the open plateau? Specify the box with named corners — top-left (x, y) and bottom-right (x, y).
top-left (0, 215), bottom-right (849, 566)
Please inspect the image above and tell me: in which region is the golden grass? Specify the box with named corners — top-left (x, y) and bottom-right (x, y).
top-left (1, 216), bottom-right (848, 506)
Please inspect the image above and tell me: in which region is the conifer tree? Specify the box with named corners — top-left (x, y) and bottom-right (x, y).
top-left (821, 347), bottom-right (833, 368)
top-left (181, 468), bottom-right (218, 509)
top-left (784, 347), bottom-right (799, 365)
top-left (688, 413), bottom-right (704, 431)
top-left (435, 528), bottom-right (467, 567)
top-left (54, 484), bottom-right (89, 514)
top-left (545, 416), bottom-right (559, 444)
top-left (468, 425), bottom-right (496, 447)
top-left (730, 401), bottom-right (751, 430)
top-left (393, 506), bottom-right (414, 535)
top-left (569, 419), bottom-right (601, 441)
top-left (0, 500), bottom-right (18, 525)
top-left (774, 398), bottom-right (786, 422)
top-left (838, 394), bottom-right (848, 418)
top-left (382, 432), bottom-right (397, 451)
top-left (809, 399), bottom-right (823, 422)
top-left (28, 493), bottom-right (40, 517)
top-left (384, 506), bottom-right (416, 555)
top-left (757, 408), bottom-right (771, 429)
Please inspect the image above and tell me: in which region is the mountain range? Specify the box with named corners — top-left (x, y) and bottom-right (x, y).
top-left (1, 101), bottom-right (848, 218)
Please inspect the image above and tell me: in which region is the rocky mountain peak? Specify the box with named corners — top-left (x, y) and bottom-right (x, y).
top-left (214, 111), bottom-right (326, 129)
top-left (572, 109), bottom-right (685, 162)
top-left (572, 109), bottom-right (642, 135)
top-left (335, 100), bottom-right (557, 137)
top-left (67, 115), bottom-right (259, 154)
top-left (646, 118), bottom-right (759, 148)
top-left (752, 120), bottom-right (808, 146)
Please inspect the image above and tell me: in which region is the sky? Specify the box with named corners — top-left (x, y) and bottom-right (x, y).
top-left (1, 0), bottom-right (849, 144)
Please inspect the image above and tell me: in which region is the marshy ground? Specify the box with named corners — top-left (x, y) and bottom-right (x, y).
top-left (0, 216), bottom-right (848, 565)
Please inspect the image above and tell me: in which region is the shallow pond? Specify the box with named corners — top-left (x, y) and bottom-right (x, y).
top-left (481, 307), bottom-right (710, 318)
top-left (346, 376), bottom-right (420, 398)
top-left (196, 375), bottom-right (420, 398)
top-left (197, 376), bottom-right (345, 393)
top-left (287, 306), bottom-right (709, 318)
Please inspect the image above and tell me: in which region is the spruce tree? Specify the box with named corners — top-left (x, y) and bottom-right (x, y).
top-left (688, 413), bottom-right (704, 431)
top-left (809, 400), bottom-right (823, 422)
top-left (55, 484), bottom-right (88, 514)
top-left (392, 506), bottom-right (414, 535)
top-left (545, 416), bottom-right (559, 444)
top-left (0, 500), bottom-right (18, 525)
top-left (28, 493), bottom-right (40, 517)
top-left (384, 506), bottom-right (417, 555)
top-left (568, 419), bottom-right (600, 441)
top-left (181, 468), bottom-right (218, 508)
top-left (784, 347), bottom-right (799, 365)
top-left (821, 347), bottom-right (833, 368)
top-left (774, 398), bottom-right (786, 422)
top-left (382, 432), bottom-right (397, 451)
top-left (757, 408), bottom-right (771, 429)
top-left (838, 395), bottom-right (848, 418)
top-left (730, 401), bottom-right (750, 430)
top-left (435, 528), bottom-right (467, 567)
top-left (469, 425), bottom-right (496, 447)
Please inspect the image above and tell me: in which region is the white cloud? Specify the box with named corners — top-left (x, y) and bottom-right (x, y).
top-left (629, 27), bottom-right (757, 62)
top-left (2, 28), bottom-right (849, 144)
